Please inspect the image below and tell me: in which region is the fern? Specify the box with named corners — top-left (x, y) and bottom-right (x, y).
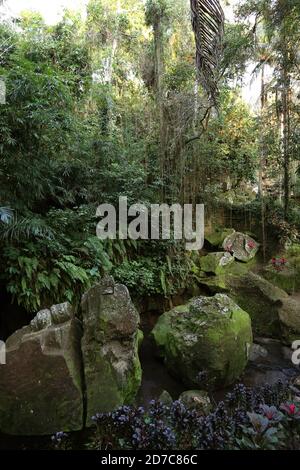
top-left (0, 215), bottom-right (55, 241)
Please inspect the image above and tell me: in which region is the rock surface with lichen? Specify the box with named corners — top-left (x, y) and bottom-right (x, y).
top-left (0, 278), bottom-right (143, 435)
top-left (81, 278), bottom-right (142, 425)
top-left (0, 302), bottom-right (83, 435)
top-left (200, 252), bottom-right (235, 275)
top-left (228, 271), bottom-right (300, 341)
top-left (222, 232), bottom-right (259, 262)
top-left (151, 294), bottom-right (253, 390)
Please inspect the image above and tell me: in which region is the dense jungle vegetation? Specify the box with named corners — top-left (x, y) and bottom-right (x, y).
top-left (1, 0), bottom-right (299, 314)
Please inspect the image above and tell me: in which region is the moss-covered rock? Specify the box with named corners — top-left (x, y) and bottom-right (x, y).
top-left (200, 252), bottom-right (234, 275)
top-left (0, 280), bottom-right (144, 436)
top-left (151, 294), bottom-right (252, 390)
top-left (0, 303), bottom-right (84, 436)
top-left (159, 390), bottom-right (173, 406)
top-left (278, 297), bottom-right (300, 344)
top-left (228, 272), bottom-right (288, 338)
top-left (223, 232), bottom-right (259, 262)
top-left (198, 274), bottom-right (229, 293)
top-left (198, 257), bottom-right (258, 295)
top-left (205, 228), bottom-right (235, 248)
top-left (81, 279), bottom-right (142, 426)
top-left (137, 329), bottom-right (144, 350)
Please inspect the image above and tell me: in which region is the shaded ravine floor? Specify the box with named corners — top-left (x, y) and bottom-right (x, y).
top-left (136, 312), bottom-right (186, 406)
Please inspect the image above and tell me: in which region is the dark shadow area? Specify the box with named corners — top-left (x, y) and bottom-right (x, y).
top-left (136, 311), bottom-right (186, 405)
top-left (0, 284), bottom-right (33, 341)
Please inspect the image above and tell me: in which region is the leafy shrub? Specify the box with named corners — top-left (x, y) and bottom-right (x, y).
top-left (113, 259), bottom-right (159, 297)
top-left (113, 247), bottom-right (198, 299)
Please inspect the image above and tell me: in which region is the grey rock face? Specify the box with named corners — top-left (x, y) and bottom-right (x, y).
top-left (0, 278), bottom-right (143, 435)
top-left (81, 280), bottom-right (142, 426)
top-left (0, 303), bottom-right (83, 435)
top-left (223, 232), bottom-right (259, 262)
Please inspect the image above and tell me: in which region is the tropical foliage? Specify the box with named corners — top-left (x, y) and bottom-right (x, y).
top-left (0, 0), bottom-right (299, 314)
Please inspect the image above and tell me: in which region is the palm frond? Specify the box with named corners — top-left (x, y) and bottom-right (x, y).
top-left (190, 0), bottom-right (225, 105)
top-left (0, 206), bottom-right (13, 224)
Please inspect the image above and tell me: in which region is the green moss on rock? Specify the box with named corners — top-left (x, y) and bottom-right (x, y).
top-left (81, 281), bottom-right (142, 425)
top-left (198, 257), bottom-right (258, 295)
top-left (200, 252), bottom-right (235, 275)
top-left (278, 297), bottom-right (300, 345)
top-left (151, 294), bottom-right (253, 390)
top-left (228, 272), bottom-right (287, 338)
top-left (205, 228), bottom-right (235, 248)
top-left (0, 314), bottom-right (84, 436)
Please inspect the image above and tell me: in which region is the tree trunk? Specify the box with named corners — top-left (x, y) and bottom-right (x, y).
top-left (282, 66), bottom-right (290, 219)
top-left (153, 17), bottom-right (167, 199)
top-left (259, 64), bottom-right (267, 262)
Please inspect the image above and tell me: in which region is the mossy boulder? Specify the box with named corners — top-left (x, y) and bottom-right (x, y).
top-left (198, 274), bottom-right (229, 294)
top-left (0, 280), bottom-right (143, 435)
top-left (263, 264), bottom-right (300, 294)
top-left (151, 294), bottom-right (253, 390)
top-left (159, 390), bottom-right (173, 406)
top-left (198, 257), bottom-right (258, 295)
top-left (205, 228), bottom-right (235, 248)
top-left (228, 272), bottom-right (288, 338)
top-left (0, 303), bottom-right (84, 435)
top-left (278, 297), bottom-right (300, 344)
top-left (81, 279), bottom-right (142, 426)
top-left (200, 252), bottom-right (234, 275)
top-left (223, 232), bottom-right (259, 262)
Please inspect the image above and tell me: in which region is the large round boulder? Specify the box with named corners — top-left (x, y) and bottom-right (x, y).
top-left (151, 294), bottom-right (253, 390)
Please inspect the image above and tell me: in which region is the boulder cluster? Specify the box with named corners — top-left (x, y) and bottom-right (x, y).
top-left (0, 278), bottom-right (142, 435)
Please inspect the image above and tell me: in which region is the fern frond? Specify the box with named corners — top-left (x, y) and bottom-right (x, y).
top-left (0, 215), bottom-right (55, 240)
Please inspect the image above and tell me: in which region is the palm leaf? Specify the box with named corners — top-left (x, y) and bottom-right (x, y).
top-left (0, 206), bottom-right (13, 224)
top-left (190, 0), bottom-right (225, 105)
